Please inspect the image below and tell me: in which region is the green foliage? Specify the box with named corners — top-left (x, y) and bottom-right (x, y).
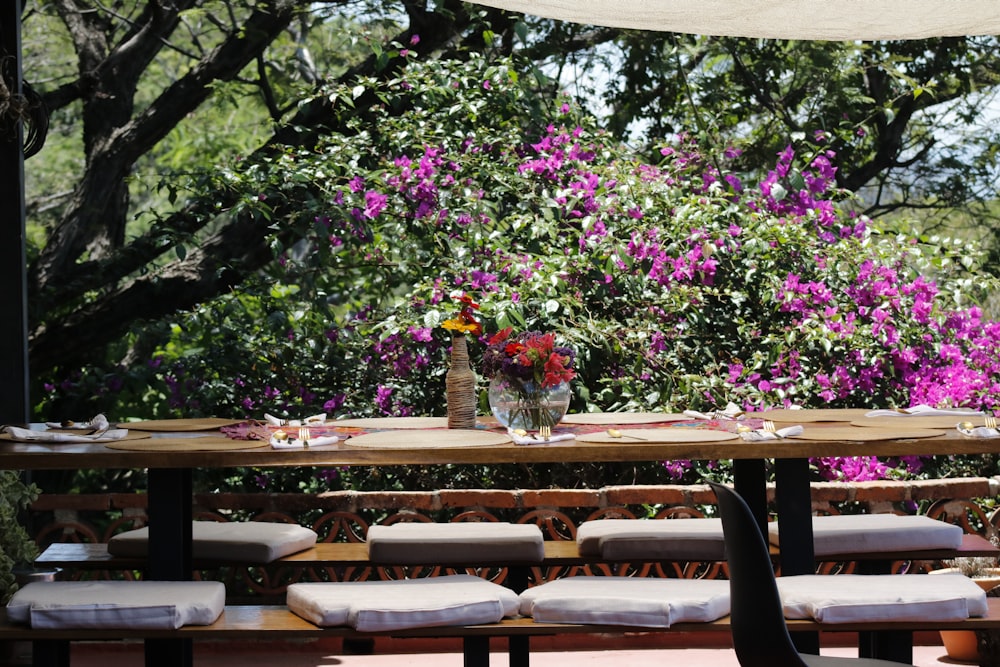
top-left (0, 472), bottom-right (40, 604)
top-left (34, 50), bottom-right (1000, 494)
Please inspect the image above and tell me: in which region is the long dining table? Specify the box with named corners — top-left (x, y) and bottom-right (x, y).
top-left (2, 413), bottom-right (999, 665)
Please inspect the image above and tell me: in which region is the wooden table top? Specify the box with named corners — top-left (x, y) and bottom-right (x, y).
top-left (0, 415), bottom-right (998, 470)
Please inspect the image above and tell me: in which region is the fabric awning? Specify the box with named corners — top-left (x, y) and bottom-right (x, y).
top-left (463, 0), bottom-right (1000, 40)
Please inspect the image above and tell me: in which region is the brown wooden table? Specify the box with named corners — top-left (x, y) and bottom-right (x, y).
top-left (2, 419), bottom-right (998, 665)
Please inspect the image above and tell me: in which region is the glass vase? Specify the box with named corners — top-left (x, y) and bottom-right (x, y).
top-left (487, 376), bottom-right (571, 431)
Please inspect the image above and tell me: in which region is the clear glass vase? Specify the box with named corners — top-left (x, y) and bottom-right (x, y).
top-left (487, 376), bottom-right (571, 431)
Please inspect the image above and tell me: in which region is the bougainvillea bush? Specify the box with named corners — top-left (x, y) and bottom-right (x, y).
top-left (38, 49), bottom-right (1000, 491)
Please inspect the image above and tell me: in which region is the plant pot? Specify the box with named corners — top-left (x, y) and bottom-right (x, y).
top-left (487, 376), bottom-right (571, 431)
top-left (932, 567), bottom-right (1000, 662)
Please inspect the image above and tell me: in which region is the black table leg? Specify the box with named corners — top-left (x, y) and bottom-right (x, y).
top-left (145, 468), bottom-right (193, 667)
top-left (733, 458), bottom-right (768, 538)
top-left (32, 639), bottom-right (69, 667)
top-left (858, 630), bottom-right (913, 663)
top-left (774, 457), bottom-right (820, 655)
top-left (463, 636), bottom-right (490, 667)
top-left (506, 566), bottom-right (530, 667)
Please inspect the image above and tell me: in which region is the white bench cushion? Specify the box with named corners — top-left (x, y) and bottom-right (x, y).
top-left (767, 514), bottom-right (963, 557)
top-left (776, 572), bottom-right (988, 624)
top-left (6, 581), bottom-right (225, 630)
top-left (366, 522), bottom-right (544, 563)
top-left (287, 574), bottom-right (520, 632)
top-left (107, 521), bottom-right (318, 563)
top-left (576, 519), bottom-right (726, 560)
top-left (518, 576), bottom-right (730, 628)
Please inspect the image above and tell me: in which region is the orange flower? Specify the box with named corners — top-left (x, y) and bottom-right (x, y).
top-left (441, 293), bottom-right (483, 336)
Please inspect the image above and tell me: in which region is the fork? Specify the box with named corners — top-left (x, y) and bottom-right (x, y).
top-left (538, 424), bottom-right (551, 441)
top-left (762, 420), bottom-right (776, 433)
top-left (986, 415), bottom-right (998, 430)
top-left (298, 426), bottom-right (310, 447)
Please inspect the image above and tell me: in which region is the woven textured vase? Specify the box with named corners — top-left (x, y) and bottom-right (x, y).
top-left (446, 334), bottom-right (477, 429)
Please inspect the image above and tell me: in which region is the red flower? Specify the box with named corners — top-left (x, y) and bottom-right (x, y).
top-left (543, 353), bottom-right (575, 387)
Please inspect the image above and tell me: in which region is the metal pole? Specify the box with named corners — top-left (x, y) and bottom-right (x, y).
top-left (0, 0), bottom-right (30, 425)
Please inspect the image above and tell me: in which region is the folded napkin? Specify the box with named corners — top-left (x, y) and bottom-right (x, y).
top-left (739, 425), bottom-right (804, 441)
top-left (865, 405), bottom-right (983, 418)
top-left (957, 424), bottom-right (1000, 439)
top-left (507, 428), bottom-right (575, 445)
top-left (269, 433), bottom-right (340, 449)
top-left (682, 401), bottom-right (745, 421)
top-left (264, 413), bottom-right (327, 426)
top-left (44, 413), bottom-right (110, 431)
top-left (6, 426), bottom-right (128, 443)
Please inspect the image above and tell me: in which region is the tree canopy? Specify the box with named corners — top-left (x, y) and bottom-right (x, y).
top-left (21, 0), bottom-right (1000, 411)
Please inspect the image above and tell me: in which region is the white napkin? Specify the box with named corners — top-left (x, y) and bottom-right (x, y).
top-left (682, 401), bottom-right (745, 421)
top-left (865, 405), bottom-right (983, 417)
top-left (6, 426), bottom-right (128, 443)
top-left (956, 424), bottom-right (1000, 439)
top-left (507, 428), bottom-right (575, 445)
top-left (44, 413), bottom-right (110, 431)
top-left (269, 434), bottom-right (340, 449)
top-left (264, 413), bottom-right (327, 426)
top-left (739, 425), bottom-right (804, 441)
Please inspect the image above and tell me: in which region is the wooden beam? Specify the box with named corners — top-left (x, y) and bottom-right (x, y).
top-left (0, 0), bottom-right (29, 425)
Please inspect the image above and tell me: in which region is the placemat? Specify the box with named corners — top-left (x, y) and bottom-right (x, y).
top-left (575, 429), bottom-right (739, 443)
top-left (791, 426), bottom-right (947, 441)
top-left (0, 430), bottom-right (151, 443)
top-left (104, 437), bottom-right (270, 451)
top-left (742, 409), bottom-right (871, 423)
top-left (344, 429), bottom-right (512, 448)
top-left (851, 416), bottom-right (982, 429)
top-left (332, 417), bottom-right (450, 429)
top-left (117, 418), bottom-right (245, 432)
top-left (560, 413), bottom-right (689, 425)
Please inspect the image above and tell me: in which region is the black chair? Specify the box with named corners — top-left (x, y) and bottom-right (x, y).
top-left (708, 481), bottom-right (917, 667)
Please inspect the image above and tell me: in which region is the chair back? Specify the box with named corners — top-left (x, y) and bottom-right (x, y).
top-left (709, 481), bottom-right (807, 667)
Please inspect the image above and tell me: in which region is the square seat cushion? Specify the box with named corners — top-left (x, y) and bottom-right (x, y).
top-left (6, 580), bottom-right (225, 630)
top-left (107, 521), bottom-right (318, 563)
top-left (767, 514), bottom-right (963, 557)
top-left (366, 522), bottom-right (544, 564)
top-left (519, 576), bottom-right (730, 628)
top-left (776, 572), bottom-right (988, 624)
top-left (576, 518), bottom-right (726, 561)
top-left (286, 574), bottom-right (520, 632)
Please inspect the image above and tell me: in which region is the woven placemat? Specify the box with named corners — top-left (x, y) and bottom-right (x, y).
top-left (332, 417), bottom-right (450, 430)
top-left (576, 429), bottom-right (739, 443)
top-left (743, 409), bottom-right (872, 423)
top-left (791, 426), bottom-right (946, 441)
top-left (851, 416), bottom-right (981, 429)
top-left (104, 437), bottom-right (269, 451)
top-left (560, 413), bottom-right (689, 425)
top-left (344, 429), bottom-right (512, 448)
top-left (117, 418), bottom-right (245, 432)
top-left (0, 430), bottom-right (151, 444)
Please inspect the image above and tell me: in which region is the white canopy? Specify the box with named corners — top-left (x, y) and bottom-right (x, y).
top-left (464, 0), bottom-right (1000, 40)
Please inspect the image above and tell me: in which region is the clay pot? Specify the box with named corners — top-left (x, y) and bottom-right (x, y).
top-left (932, 567), bottom-right (1000, 662)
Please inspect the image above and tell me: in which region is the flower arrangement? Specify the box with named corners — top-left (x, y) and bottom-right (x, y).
top-left (441, 293), bottom-right (481, 428)
top-left (481, 328), bottom-right (576, 388)
top-left (481, 328), bottom-right (576, 432)
top-left (441, 293), bottom-right (483, 337)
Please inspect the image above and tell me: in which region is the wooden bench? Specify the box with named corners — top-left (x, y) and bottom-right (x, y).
top-left (4, 599), bottom-right (1000, 667)
top-left (35, 532), bottom-right (999, 571)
